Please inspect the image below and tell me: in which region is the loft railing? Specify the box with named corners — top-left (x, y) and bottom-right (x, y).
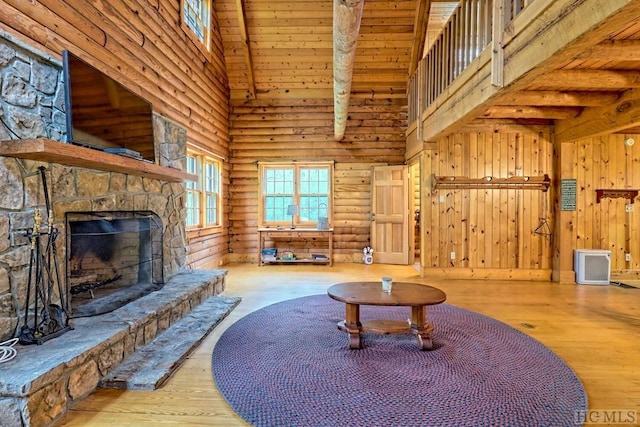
top-left (408, 0), bottom-right (534, 125)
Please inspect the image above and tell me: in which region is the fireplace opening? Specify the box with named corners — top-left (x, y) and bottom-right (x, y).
top-left (66, 211), bottom-right (164, 317)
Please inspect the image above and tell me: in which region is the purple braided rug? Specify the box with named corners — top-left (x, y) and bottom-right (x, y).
top-left (212, 294), bottom-right (587, 426)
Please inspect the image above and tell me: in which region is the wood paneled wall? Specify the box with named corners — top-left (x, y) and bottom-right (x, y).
top-left (422, 129), bottom-right (554, 279)
top-left (228, 98), bottom-right (407, 262)
top-left (568, 134), bottom-right (640, 274)
top-left (1, 0), bottom-right (231, 268)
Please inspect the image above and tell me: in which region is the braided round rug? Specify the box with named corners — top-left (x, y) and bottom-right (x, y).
top-left (212, 294), bottom-right (587, 427)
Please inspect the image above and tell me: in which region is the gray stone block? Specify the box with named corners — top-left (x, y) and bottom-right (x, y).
top-left (99, 295), bottom-right (240, 390)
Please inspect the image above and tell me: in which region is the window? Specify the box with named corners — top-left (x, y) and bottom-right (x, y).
top-left (181, 0), bottom-right (211, 52)
top-left (185, 155), bottom-right (200, 227)
top-left (186, 151), bottom-right (222, 229)
top-left (259, 162), bottom-right (333, 228)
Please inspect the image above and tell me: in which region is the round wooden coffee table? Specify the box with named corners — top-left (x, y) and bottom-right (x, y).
top-left (327, 281), bottom-right (446, 350)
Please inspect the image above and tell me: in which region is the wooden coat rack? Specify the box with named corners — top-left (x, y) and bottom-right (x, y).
top-left (429, 174), bottom-right (550, 192)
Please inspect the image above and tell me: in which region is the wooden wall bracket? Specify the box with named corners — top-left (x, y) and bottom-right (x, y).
top-left (429, 174), bottom-right (550, 192)
top-left (595, 189), bottom-right (639, 204)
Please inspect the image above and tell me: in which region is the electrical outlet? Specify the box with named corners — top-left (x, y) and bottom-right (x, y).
top-left (625, 253), bottom-right (632, 262)
top-left (439, 195), bottom-right (446, 203)
top-left (450, 251), bottom-right (456, 260)
top-left (626, 204), bottom-right (634, 213)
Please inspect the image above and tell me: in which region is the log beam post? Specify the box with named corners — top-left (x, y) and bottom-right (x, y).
top-left (235, 0), bottom-right (256, 99)
top-left (333, 0), bottom-right (364, 141)
top-left (491, 0), bottom-right (505, 87)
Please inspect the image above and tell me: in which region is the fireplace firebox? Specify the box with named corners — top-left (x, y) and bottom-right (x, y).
top-left (66, 211), bottom-right (164, 317)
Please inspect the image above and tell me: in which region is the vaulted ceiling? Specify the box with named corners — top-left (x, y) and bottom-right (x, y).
top-left (215, 0), bottom-right (640, 144)
top-left (215, 0), bottom-right (428, 101)
top-left (214, 0), bottom-right (460, 143)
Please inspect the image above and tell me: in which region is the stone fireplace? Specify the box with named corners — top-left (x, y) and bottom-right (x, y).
top-left (0, 34), bottom-right (190, 341)
top-left (0, 32), bottom-right (231, 427)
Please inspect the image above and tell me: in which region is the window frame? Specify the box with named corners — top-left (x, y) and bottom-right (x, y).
top-left (258, 161), bottom-right (334, 229)
top-left (186, 150), bottom-right (223, 231)
top-left (180, 0), bottom-right (212, 54)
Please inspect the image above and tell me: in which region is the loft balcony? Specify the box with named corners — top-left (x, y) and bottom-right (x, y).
top-left (407, 0), bottom-right (640, 157)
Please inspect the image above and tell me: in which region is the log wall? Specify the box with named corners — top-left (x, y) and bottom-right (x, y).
top-left (0, 0), bottom-right (231, 268)
top-left (217, 0), bottom-right (412, 263)
top-left (228, 98), bottom-right (407, 262)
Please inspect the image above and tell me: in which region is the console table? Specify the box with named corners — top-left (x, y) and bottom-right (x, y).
top-left (258, 228), bottom-right (333, 266)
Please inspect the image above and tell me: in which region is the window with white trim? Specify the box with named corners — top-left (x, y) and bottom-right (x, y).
top-left (181, 0), bottom-right (211, 52)
top-left (259, 162), bottom-right (333, 228)
top-left (186, 151), bottom-right (221, 229)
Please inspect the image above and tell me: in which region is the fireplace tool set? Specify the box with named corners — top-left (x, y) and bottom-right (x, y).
top-left (18, 166), bottom-right (72, 345)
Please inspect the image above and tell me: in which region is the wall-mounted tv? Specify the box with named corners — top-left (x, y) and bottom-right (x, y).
top-left (62, 50), bottom-right (156, 162)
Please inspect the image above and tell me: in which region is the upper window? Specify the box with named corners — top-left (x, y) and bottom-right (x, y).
top-left (181, 0), bottom-right (211, 52)
top-left (186, 151), bottom-right (222, 229)
top-left (259, 162), bottom-right (333, 228)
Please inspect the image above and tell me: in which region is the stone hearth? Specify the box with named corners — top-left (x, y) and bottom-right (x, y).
top-left (0, 268), bottom-right (234, 427)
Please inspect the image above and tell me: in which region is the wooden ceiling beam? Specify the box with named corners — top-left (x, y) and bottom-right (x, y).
top-left (530, 70), bottom-right (640, 89)
top-left (495, 90), bottom-right (620, 107)
top-left (556, 88), bottom-right (640, 142)
top-left (577, 40), bottom-right (640, 61)
top-left (409, 0), bottom-right (431, 76)
top-left (333, 0), bottom-right (365, 141)
top-left (481, 106), bottom-right (582, 120)
top-left (235, 0), bottom-right (256, 99)
top-left (459, 119), bottom-right (554, 133)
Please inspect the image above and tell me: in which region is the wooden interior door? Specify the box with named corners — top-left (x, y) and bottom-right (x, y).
top-left (371, 165), bottom-right (409, 264)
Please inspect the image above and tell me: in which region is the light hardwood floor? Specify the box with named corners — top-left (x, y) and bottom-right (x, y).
top-left (56, 263), bottom-right (640, 426)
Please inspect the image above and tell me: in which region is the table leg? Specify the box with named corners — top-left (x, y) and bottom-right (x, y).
top-left (410, 305), bottom-right (435, 350)
top-left (344, 303), bottom-right (362, 349)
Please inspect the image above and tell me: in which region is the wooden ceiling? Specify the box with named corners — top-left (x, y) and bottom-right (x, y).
top-left (215, 0), bottom-right (640, 143)
top-left (215, 0), bottom-right (427, 103)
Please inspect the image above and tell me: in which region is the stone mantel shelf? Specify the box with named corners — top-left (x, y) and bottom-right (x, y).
top-left (0, 138), bottom-right (195, 182)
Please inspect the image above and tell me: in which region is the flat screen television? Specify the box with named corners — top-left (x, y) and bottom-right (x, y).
top-left (62, 50), bottom-right (156, 162)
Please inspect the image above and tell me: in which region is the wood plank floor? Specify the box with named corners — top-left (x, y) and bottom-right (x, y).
top-left (55, 263), bottom-right (640, 426)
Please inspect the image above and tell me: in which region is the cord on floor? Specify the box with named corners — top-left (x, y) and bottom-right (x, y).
top-left (0, 338), bottom-right (19, 363)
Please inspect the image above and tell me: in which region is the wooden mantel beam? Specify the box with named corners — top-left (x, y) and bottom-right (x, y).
top-left (333, 0), bottom-right (364, 141)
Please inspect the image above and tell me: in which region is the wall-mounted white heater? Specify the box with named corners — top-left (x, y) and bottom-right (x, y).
top-left (574, 249), bottom-right (611, 285)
